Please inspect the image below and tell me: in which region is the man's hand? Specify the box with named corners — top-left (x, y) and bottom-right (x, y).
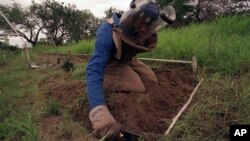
top-left (89, 105), bottom-right (120, 139)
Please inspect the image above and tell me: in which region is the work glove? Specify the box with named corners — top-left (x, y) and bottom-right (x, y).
top-left (89, 105), bottom-right (120, 139)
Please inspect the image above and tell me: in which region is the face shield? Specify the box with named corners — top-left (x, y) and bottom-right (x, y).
top-left (119, 0), bottom-right (176, 40)
top-left (153, 5), bottom-right (176, 32)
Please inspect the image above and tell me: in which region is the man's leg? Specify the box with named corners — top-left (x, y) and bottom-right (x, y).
top-left (130, 58), bottom-right (157, 82)
top-left (104, 61), bottom-right (146, 93)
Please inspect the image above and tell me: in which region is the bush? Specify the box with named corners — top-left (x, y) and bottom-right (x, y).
top-left (0, 42), bottom-right (20, 52)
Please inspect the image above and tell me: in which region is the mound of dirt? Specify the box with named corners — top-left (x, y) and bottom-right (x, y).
top-left (105, 68), bottom-right (197, 140)
top-left (40, 67), bottom-right (197, 141)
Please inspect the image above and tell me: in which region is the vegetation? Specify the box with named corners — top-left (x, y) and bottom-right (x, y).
top-left (0, 41), bottom-right (20, 52)
top-left (158, 0), bottom-right (250, 24)
top-left (30, 0), bottom-right (98, 45)
top-left (46, 98), bottom-right (60, 115)
top-left (0, 15), bottom-right (249, 141)
top-left (0, 55), bottom-right (43, 140)
top-left (141, 15), bottom-right (250, 74)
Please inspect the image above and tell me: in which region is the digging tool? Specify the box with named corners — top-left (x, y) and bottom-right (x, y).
top-left (120, 130), bottom-right (140, 141)
top-left (139, 55), bottom-right (198, 73)
top-left (98, 130), bottom-right (140, 141)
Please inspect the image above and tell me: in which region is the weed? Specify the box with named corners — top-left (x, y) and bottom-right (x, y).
top-left (72, 63), bottom-right (87, 80)
top-left (0, 114), bottom-right (40, 141)
top-left (61, 59), bottom-right (74, 72)
top-left (46, 98), bottom-right (60, 115)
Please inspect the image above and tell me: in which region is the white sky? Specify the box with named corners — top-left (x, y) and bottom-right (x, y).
top-left (0, 0), bottom-right (131, 17)
top-left (0, 0), bottom-right (131, 47)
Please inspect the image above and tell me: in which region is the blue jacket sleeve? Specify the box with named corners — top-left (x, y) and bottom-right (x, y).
top-left (86, 22), bottom-right (115, 109)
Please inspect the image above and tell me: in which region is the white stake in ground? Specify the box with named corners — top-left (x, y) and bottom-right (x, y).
top-left (165, 77), bottom-right (204, 135)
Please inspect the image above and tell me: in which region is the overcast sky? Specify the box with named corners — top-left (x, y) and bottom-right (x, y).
top-left (0, 0), bottom-right (131, 17)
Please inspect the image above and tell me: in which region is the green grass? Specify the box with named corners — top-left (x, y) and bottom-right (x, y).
top-left (46, 98), bottom-right (60, 115)
top-left (0, 55), bottom-right (43, 141)
top-left (31, 39), bottom-right (94, 55)
top-left (0, 115), bottom-right (40, 141)
top-left (141, 15), bottom-right (250, 75)
top-left (72, 62), bottom-right (87, 80)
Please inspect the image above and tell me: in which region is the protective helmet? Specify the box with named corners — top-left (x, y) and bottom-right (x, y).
top-left (119, 0), bottom-right (176, 39)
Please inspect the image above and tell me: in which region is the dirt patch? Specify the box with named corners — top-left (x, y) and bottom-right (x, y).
top-left (39, 59), bottom-right (197, 140)
top-left (47, 80), bottom-right (85, 107)
top-left (39, 74), bottom-right (85, 107)
top-left (105, 68), bottom-right (197, 140)
top-left (39, 115), bottom-right (94, 141)
top-left (39, 116), bottom-right (61, 141)
top-left (43, 69), bottom-right (196, 140)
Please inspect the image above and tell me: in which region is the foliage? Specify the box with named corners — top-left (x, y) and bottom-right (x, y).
top-left (72, 63), bottom-right (87, 80)
top-left (0, 41), bottom-right (19, 52)
top-left (35, 39), bottom-right (94, 54)
top-left (158, 0), bottom-right (250, 25)
top-left (66, 9), bottom-right (97, 42)
top-left (30, 0), bottom-right (98, 46)
top-left (104, 7), bottom-right (124, 18)
top-left (0, 115), bottom-right (40, 141)
top-left (46, 98), bottom-right (60, 115)
top-left (61, 59), bottom-right (74, 72)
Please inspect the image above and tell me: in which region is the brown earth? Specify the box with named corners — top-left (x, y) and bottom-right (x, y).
top-left (37, 54), bottom-right (197, 141)
top-left (105, 68), bottom-right (197, 140)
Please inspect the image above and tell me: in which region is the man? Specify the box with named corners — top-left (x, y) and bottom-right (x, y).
top-left (86, 0), bottom-right (175, 139)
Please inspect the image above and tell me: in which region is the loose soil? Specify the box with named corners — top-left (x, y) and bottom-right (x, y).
top-left (37, 54), bottom-right (197, 141)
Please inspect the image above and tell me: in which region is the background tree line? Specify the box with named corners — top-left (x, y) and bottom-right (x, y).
top-left (0, 0), bottom-right (249, 47)
top-left (0, 0), bottom-right (100, 46)
top-left (158, 0), bottom-right (250, 26)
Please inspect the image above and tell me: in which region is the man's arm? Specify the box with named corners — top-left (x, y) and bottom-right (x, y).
top-left (86, 22), bottom-right (114, 109)
top-left (86, 21), bottom-right (120, 139)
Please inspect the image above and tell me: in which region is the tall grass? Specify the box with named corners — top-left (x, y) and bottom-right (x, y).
top-left (141, 15), bottom-right (250, 74)
top-left (31, 40), bottom-right (94, 55)
top-left (72, 62), bottom-right (87, 80)
top-left (0, 115), bottom-right (40, 141)
top-left (0, 55), bottom-right (45, 141)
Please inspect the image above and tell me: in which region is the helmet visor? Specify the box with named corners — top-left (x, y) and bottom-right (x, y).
top-left (120, 1), bottom-right (175, 40)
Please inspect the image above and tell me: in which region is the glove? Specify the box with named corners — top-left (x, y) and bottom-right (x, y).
top-left (89, 105), bottom-right (120, 139)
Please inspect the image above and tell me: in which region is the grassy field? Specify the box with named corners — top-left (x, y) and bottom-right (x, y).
top-left (0, 15), bottom-right (249, 141)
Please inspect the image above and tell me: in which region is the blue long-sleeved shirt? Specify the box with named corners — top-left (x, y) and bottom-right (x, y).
top-left (86, 14), bottom-right (120, 109)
